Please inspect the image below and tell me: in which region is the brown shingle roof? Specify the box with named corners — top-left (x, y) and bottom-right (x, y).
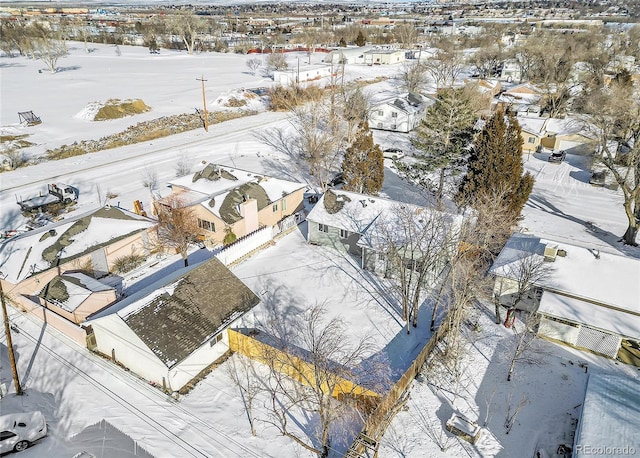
top-left (123, 258), bottom-right (259, 367)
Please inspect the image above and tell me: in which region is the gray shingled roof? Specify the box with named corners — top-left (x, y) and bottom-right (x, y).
top-left (123, 258), bottom-right (259, 368)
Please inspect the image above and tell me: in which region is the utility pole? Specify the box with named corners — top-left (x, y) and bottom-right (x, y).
top-left (0, 281), bottom-right (23, 395)
top-left (196, 75), bottom-right (209, 132)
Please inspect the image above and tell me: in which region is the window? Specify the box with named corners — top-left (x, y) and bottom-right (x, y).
top-left (210, 333), bottom-right (224, 347)
top-left (282, 199), bottom-right (287, 211)
top-left (272, 203), bottom-right (278, 212)
top-left (340, 229), bottom-right (349, 238)
top-left (391, 112), bottom-right (398, 118)
top-left (377, 252), bottom-right (385, 261)
top-left (197, 219), bottom-right (215, 232)
top-left (319, 223), bottom-right (328, 233)
top-left (528, 136), bottom-right (535, 144)
top-left (377, 110), bottom-right (384, 116)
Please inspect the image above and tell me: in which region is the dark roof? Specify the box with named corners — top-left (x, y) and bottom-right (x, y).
top-left (123, 258), bottom-right (259, 368)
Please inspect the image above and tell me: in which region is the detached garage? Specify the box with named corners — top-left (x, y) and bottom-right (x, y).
top-left (86, 258), bottom-right (259, 392)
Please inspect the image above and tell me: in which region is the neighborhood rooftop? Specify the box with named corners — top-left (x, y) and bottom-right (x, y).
top-left (490, 233), bottom-right (640, 314)
top-left (89, 258), bottom-right (259, 368)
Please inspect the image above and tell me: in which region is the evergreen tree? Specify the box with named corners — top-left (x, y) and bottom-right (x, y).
top-left (355, 31), bottom-right (366, 47)
top-left (399, 88), bottom-right (477, 209)
top-left (342, 122), bottom-right (384, 194)
top-left (458, 109), bottom-right (534, 219)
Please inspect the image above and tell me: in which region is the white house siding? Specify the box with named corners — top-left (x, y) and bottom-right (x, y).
top-left (168, 330), bottom-right (231, 391)
top-left (91, 315), bottom-right (169, 388)
top-left (369, 105), bottom-right (414, 133)
top-left (538, 316), bottom-right (580, 345)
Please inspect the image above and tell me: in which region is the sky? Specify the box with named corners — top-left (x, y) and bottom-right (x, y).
top-left (1, 41), bottom-right (639, 458)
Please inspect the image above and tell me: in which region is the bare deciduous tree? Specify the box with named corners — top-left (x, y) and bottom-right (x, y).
top-left (227, 354), bottom-right (261, 436)
top-left (380, 205), bottom-right (460, 333)
top-left (398, 61), bottom-right (428, 94)
top-left (154, 195), bottom-right (199, 267)
top-left (266, 51), bottom-right (289, 74)
top-left (423, 47), bottom-right (465, 89)
top-left (246, 57), bottom-right (262, 75)
top-left (141, 167), bottom-right (159, 190)
top-left (167, 11), bottom-right (207, 55)
top-left (577, 83), bottom-right (640, 246)
top-left (504, 392), bottom-right (528, 433)
top-left (252, 303), bottom-right (387, 458)
top-left (34, 33), bottom-right (68, 74)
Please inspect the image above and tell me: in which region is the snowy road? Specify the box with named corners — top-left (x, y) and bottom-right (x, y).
top-left (0, 111), bottom-right (290, 232)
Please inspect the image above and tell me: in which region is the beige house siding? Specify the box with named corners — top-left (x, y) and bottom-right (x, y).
top-left (38, 289), bottom-right (117, 324)
top-left (521, 131), bottom-right (542, 154)
top-left (191, 188), bottom-right (305, 246)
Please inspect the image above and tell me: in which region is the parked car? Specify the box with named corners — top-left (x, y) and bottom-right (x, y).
top-left (328, 172), bottom-right (344, 187)
top-left (589, 170), bottom-right (607, 186)
top-left (548, 150), bottom-right (566, 163)
top-left (383, 148), bottom-right (405, 160)
top-left (0, 411), bottom-right (47, 453)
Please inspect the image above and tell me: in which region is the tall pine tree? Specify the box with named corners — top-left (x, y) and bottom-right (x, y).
top-left (342, 121), bottom-right (384, 194)
top-left (458, 109), bottom-right (534, 219)
top-left (401, 88), bottom-right (478, 209)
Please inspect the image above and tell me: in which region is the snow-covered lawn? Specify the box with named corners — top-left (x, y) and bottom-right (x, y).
top-left (378, 305), bottom-right (640, 458)
top-left (2, 40), bottom-right (639, 458)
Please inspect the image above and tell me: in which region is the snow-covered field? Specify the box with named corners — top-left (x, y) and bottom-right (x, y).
top-left (1, 42), bottom-right (639, 458)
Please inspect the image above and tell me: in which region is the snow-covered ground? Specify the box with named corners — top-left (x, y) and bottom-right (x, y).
top-left (1, 42), bottom-right (639, 458)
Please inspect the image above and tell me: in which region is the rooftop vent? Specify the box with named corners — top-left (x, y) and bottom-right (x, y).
top-left (360, 199), bottom-right (367, 208)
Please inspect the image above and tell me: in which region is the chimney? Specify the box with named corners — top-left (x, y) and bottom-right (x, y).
top-left (544, 244), bottom-right (558, 262)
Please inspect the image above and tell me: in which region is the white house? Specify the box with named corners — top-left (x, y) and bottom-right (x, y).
top-left (369, 92), bottom-right (435, 133)
top-left (323, 46), bottom-right (371, 65)
top-left (86, 257), bottom-right (259, 392)
top-left (363, 49), bottom-right (405, 65)
top-left (491, 233), bottom-right (640, 360)
top-left (273, 64), bottom-right (335, 85)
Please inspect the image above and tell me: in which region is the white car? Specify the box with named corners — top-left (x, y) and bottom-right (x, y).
top-left (383, 148), bottom-right (405, 160)
top-left (0, 411), bottom-right (47, 453)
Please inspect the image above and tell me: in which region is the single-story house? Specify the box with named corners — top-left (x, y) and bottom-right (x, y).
top-left (0, 206), bottom-right (156, 345)
top-left (491, 233), bottom-right (640, 360)
top-left (540, 117), bottom-right (595, 155)
top-left (496, 83), bottom-right (542, 113)
top-left (86, 257), bottom-right (260, 392)
top-left (37, 272), bottom-right (117, 324)
top-left (323, 47), bottom-right (372, 65)
top-left (159, 164), bottom-right (306, 247)
top-left (369, 92), bottom-right (435, 133)
top-left (363, 49), bottom-right (405, 65)
top-left (273, 64), bottom-right (335, 85)
top-left (307, 190), bottom-right (461, 281)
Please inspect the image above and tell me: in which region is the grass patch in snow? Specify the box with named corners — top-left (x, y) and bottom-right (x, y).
top-left (94, 99), bottom-right (150, 121)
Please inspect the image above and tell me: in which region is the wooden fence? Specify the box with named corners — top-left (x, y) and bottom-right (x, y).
top-left (345, 311), bottom-right (453, 457)
top-left (228, 328), bottom-right (380, 401)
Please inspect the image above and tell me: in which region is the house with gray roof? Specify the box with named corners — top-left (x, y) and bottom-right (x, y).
top-left (307, 190), bottom-right (461, 280)
top-left (86, 257), bottom-right (259, 392)
top-left (159, 163), bottom-right (306, 247)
